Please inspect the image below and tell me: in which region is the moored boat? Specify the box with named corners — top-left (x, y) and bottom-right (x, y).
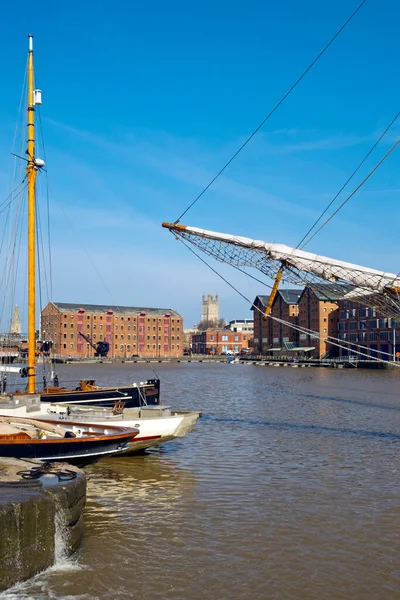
top-left (40, 377), bottom-right (161, 408)
top-left (0, 414), bottom-right (139, 467)
top-left (0, 392), bottom-right (201, 454)
top-left (44, 403), bottom-right (201, 453)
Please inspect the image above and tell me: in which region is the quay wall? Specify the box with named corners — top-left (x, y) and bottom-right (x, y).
top-left (47, 355), bottom-right (397, 369)
top-left (0, 459), bottom-right (86, 592)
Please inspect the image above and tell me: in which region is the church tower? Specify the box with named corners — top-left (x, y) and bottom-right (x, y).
top-left (10, 305), bottom-right (22, 335)
top-left (201, 293), bottom-right (219, 326)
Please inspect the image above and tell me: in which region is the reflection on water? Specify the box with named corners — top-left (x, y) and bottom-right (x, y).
top-left (85, 451), bottom-right (197, 528)
top-left (1, 363), bottom-right (400, 600)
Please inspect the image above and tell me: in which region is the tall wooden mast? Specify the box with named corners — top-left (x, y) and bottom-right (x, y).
top-left (26, 34), bottom-right (37, 393)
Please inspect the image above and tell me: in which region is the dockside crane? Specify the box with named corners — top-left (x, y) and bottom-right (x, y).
top-left (78, 331), bottom-right (110, 357)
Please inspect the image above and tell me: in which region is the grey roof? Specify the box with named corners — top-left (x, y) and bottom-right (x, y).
top-left (278, 289), bottom-right (302, 305)
top-left (251, 289), bottom-right (301, 310)
top-left (251, 295), bottom-right (270, 310)
top-left (253, 282), bottom-right (355, 311)
top-left (50, 302), bottom-right (182, 318)
top-left (299, 283), bottom-right (354, 302)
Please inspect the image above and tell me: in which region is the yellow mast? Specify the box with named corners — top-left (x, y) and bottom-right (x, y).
top-left (263, 267), bottom-right (283, 319)
top-left (26, 34), bottom-right (37, 393)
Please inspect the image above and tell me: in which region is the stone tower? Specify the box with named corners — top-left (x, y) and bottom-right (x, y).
top-left (10, 305), bottom-right (22, 335)
top-left (201, 294), bottom-right (219, 325)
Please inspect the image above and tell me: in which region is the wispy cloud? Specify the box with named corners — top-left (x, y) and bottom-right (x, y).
top-left (45, 118), bottom-right (323, 221)
top-left (33, 117), bottom-right (400, 324)
top-left (260, 133), bottom-right (372, 154)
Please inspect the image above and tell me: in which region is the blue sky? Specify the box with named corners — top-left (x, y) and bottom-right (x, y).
top-left (0, 0), bottom-right (399, 329)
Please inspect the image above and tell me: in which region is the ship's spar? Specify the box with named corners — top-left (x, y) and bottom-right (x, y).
top-left (162, 222), bottom-right (400, 319)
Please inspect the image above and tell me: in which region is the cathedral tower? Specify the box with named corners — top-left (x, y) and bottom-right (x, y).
top-left (10, 305), bottom-right (22, 335)
top-left (201, 294), bottom-right (219, 326)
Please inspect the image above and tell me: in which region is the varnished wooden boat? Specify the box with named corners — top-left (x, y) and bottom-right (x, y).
top-left (0, 415), bottom-right (139, 467)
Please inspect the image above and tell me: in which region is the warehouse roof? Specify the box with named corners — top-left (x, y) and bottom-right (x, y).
top-left (48, 302), bottom-right (182, 318)
top-left (251, 288), bottom-right (301, 310)
top-left (300, 283), bottom-right (354, 302)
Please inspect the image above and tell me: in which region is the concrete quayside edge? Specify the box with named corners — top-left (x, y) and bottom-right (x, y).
top-left (0, 458), bottom-right (86, 592)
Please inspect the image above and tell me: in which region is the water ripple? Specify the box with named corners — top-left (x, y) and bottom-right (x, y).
top-left (2, 362), bottom-right (399, 600)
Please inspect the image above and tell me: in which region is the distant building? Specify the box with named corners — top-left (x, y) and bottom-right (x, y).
top-left (191, 328), bottom-right (250, 355)
top-left (183, 328), bottom-right (197, 353)
top-left (10, 305), bottom-right (22, 336)
top-left (227, 319), bottom-right (254, 335)
top-left (201, 293), bottom-right (219, 326)
top-left (41, 302), bottom-right (184, 359)
top-left (337, 299), bottom-right (400, 360)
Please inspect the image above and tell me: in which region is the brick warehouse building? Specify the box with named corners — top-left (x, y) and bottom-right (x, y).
top-left (251, 290), bottom-right (301, 355)
top-left (337, 299), bottom-right (400, 360)
top-left (252, 285), bottom-right (343, 359)
top-left (297, 285), bottom-right (342, 359)
top-left (41, 302), bottom-right (184, 359)
top-left (191, 328), bottom-right (250, 355)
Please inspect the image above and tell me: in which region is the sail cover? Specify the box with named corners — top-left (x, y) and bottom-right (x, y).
top-left (162, 222), bottom-right (400, 317)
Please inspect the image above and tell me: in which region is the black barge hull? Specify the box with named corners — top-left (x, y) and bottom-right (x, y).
top-left (40, 379), bottom-right (160, 408)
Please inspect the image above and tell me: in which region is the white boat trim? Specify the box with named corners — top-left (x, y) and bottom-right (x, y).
top-left (42, 446), bottom-right (128, 460)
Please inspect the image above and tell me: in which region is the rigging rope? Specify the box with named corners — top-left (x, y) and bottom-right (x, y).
top-left (51, 196), bottom-right (117, 305)
top-left (0, 180), bottom-right (27, 216)
top-left (0, 191), bottom-right (26, 335)
top-left (35, 194), bottom-right (44, 320)
top-left (8, 57), bottom-right (27, 208)
top-left (174, 0), bottom-right (369, 224)
top-left (37, 106), bottom-right (53, 299)
top-left (7, 201), bottom-right (26, 335)
top-left (298, 113), bottom-right (400, 249)
top-left (36, 176), bottom-right (51, 303)
top-left (299, 139), bottom-right (400, 250)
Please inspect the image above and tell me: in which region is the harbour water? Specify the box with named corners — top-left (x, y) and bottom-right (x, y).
top-left (1, 362), bottom-right (400, 599)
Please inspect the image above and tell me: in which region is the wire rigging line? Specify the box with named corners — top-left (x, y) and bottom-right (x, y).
top-left (174, 0), bottom-right (369, 224)
top-left (8, 58), bottom-right (27, 195)
top-left (35, 185), bottom-right (50, 312)
top-left (297, 110), bottom-right (400, 249)
top-left (35, 174), bottom-right (51, 303)
top-left (51, 197), bottom-right (117, 305)
top-left (37, 106), bottom-right (53, 298)
top-left (0, 179), bottom-right (27, 216)
top-left (7, 199), bottom-right (26, 333)
top-left (0, 192), bottom-right (26, 334)
top-left (228, 262), bottom-right (274, 291)
top-left (299, 139), bottom-right (400, 249)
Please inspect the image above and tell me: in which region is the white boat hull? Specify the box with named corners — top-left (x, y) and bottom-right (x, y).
top-left (0, 396), bottom-right (200, 454)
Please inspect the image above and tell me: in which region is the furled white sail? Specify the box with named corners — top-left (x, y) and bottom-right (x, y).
top-left (162, 222), bottom-right (400, 316)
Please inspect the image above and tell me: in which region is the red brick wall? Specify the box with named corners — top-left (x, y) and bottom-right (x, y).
top-left (41, 304), bottom-right (183, 358)
top-left (252, 296), bottom-right (298, 353)
top-left (298, 290), bottom-right (339, 358)
top-left (191, 329), bottom-right (249, 354)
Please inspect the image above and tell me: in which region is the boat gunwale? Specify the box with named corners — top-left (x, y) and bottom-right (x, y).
top-left (0, 415), bottom-right (139, 444)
